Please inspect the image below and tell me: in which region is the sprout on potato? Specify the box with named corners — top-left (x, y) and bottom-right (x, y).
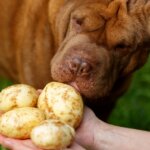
top-left (0, 107), bottom-right (45, 139)
top-left (38, 82), bottom-right (84, 128)
top-left (31, 119), bottom-right (75, 150)
top-left (0, 84), bottom-right (38, 112)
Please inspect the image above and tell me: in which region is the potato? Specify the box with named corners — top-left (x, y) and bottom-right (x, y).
top-left (31, 119), bottom-right (75, 150)
top-left (0, 107), bottom-right (45, 139)
top-left (38, 82), bottom-right (84, 128)
top-left (0, 84), bottom-right (38, 112)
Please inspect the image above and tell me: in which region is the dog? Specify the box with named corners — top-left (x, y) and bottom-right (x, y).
top-left (0, 0), bottom-right (150, 119)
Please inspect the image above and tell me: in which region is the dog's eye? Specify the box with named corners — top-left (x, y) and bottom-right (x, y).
top-left (115, 43), bottom-right (132, 51)
top-left (71, 14), bottom-right (104, 33)
top-left (71, 16), bottom-right (84, 33)
top-left (114, 43), bottom-right (131, 56)
top-left (74, 18), bottom-right (83, 26)
top-left (115, 43), bottom-right (128, 49)
top-left (72, 17), bottom-right (84, 26)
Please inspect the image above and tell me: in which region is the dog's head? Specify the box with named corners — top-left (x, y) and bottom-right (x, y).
top-left (50, 0), bottom-right (150, 100)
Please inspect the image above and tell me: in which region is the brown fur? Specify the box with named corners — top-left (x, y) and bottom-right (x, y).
top-left (0, 0), bottom-right (150, 119)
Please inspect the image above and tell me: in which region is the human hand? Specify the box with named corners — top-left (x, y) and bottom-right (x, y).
top-left (0, 135), bottom-right (42, 150)
top-left (0, 111), bottom-right (3, 116)
top-left (0, 88), bottom-right (105, 150)
top-left (0, 107), bottom-right (104, 150)
top-left (0, 110), bottom-right (42, 150)
top-left (65, 106), bottom-right (106, 150)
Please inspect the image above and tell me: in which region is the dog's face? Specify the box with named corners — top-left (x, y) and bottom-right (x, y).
top-left (51, 0), bottom-right (150, 99)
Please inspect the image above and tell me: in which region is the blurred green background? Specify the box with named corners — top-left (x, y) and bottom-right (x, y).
top-left (108, 56), bottom-right (150, 130)
top-left (0, 56), bottom-right (150, 149)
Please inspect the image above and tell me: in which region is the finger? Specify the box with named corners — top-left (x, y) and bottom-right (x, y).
top-left (64, 142), bottom-right (86, 150)
top-left (0, 111), bottom-right (4, 116)
top-left (0, 135), bottom-right (10, 147)
top-left (1, 138), bottom-right (41, 150)
top-left (0, 135), bottom-right (15, 149)
top-left (37, 89), bottom-right (42, 95)
top-left (0, 135), bottom-right (5, 145)
top-left (22, 139), bottom-right (43, 150)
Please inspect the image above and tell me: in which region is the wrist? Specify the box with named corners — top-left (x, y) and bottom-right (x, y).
top-left (78, 116), bottom-right (108, 149)
top-left (75, 107), bottom-right (113, 149)
top-left (93, 120), bottom-right (112, 150)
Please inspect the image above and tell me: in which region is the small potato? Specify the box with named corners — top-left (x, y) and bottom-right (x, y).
top-left (0, 107), bottom-right (45, 139)
top-left (31, 119), bottom-right (75, 150)
top-left (38, 82), bottom-right (84, 128)
top-left (0, 84), bottom-right (38, 112)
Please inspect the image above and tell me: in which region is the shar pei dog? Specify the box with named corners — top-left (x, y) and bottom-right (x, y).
top-left (0, 0), bottom-right (150, 119)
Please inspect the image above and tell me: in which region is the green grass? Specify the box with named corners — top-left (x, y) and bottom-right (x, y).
top-left (108, 56), bottom-right (150, 130)
top-left (0, 78), bottom-right (13, 91)
top-left (0, 56), bottom-right (150, 149)
top-left (0, 146), bottom-right (8, 150)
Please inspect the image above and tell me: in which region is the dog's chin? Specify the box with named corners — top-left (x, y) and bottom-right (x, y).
top-left (67, 81), bottom-right (110, 100)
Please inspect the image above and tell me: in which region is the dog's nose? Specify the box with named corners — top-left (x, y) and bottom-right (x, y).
top-left (68, 57), bottom-right (91, 76)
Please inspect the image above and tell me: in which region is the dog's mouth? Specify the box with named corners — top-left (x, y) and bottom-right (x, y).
top-left (51, 33), bottom-right (118, 100)
top-left (51, 57), bottom-right (116, 100)
top-left (68, 82), bottom-right (80, 93)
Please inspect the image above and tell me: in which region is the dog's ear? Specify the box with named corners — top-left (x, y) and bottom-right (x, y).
top-left (120, 0), bottom-right (150, 76)
top-left (102, 0), bottom-right (150, 38)
top-left (142, 1), bottom-right (150, 38)
top-left (122, 45), bottom-right (149, 76)
top-left (129, 0), bottom-right (150, 41)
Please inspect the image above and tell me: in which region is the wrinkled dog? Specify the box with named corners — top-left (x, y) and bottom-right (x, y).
top-left (0, 0), bottom-right (150, 119)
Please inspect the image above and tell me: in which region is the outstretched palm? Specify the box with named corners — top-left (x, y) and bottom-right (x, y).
top-left (0, 107), bottom-right (101, 150)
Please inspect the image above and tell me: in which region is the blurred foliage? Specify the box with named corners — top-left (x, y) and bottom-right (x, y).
top-left (108, 56), bottom-right (150, 130)
top-left (0, 78), bottom-right (13, 91)
top-left (0, 145), bottom-right (7, 150)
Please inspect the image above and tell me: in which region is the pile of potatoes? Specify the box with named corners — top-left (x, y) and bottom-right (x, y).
top-left (0, 82), bottom-right (84, 150)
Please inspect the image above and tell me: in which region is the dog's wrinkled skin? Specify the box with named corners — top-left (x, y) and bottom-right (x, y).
top-left (0, 0), bottom-right (150, 119)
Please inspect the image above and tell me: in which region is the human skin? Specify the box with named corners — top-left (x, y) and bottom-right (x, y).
top-left (72, 108), bottom-right (150, 150)
top-left (1, 107), bottom-right (150, 150)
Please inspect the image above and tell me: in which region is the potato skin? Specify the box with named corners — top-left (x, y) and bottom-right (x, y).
top-left (0, 107), bottom-right (45, 139)
top-left (38, 82), bottom-right (84, 128)
top-left (31, 119), bottom-right (75, 150)
top-left (0, 84), bottom-right (38, 112)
